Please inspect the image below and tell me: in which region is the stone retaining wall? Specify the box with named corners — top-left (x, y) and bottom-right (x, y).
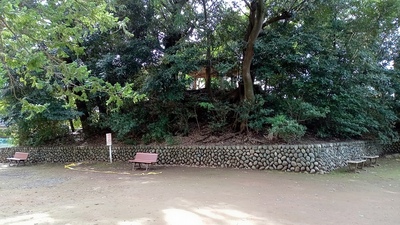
top-left (0, 141), bottom-right (382, 173)
top-left (382, 142), bottom-right (400, 153)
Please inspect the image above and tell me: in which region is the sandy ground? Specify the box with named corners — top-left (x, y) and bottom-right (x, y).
top-left (0, 159), bottom-right (400, 225)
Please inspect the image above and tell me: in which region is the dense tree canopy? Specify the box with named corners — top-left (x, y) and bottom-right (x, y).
top-left (1, 0), bottom-right (399, 146)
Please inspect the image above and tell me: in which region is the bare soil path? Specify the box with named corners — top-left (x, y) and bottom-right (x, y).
top-left (0, 158), bottom-right (399, 225)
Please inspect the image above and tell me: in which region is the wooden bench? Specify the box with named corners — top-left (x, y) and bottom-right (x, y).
top-left (362, 155), bottom-right (379, 166)
top-left (346, 159), bottom-right (366, 172)
top-left (128, 152), bottom-right (158, 171)
top-left (7, 152), bottom-right (29, 167)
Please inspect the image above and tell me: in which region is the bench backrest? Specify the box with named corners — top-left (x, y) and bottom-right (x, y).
top-left (14, 152), bottom-right (29, 160)
top-left (135, 152), bottom-right (158, 162)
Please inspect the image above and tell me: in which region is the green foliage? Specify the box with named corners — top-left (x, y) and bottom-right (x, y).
top-left (143, 70), bottom-right (187, 102)
top-left (1, 77), bottom-right (82, 145)
top-left (251, 0), bottom-right (400, 143)
top-left (235, 95), bottom-right (274, 133)
top-left (4, 96), bottom-right (73, 146)
top-left (283, 100), bottom-right (329, 122)
top-left (143, 116), bottom-right (172, 144)
top-left (101, 112), bottom-right (139, 140)
top-left (15, 119), bottom-right (70, 146)
top-left (0, 0), bottom-right (144, 115)
top-left (199, 101), bottom-right (232, 133)
top-left (198, 102), bottom-right (214, 110)
top-left (267, 115), bottom-right (306, 143)
top-left (2, 0), bottom-right (400, 145)
top-left (318, 84), bottom-right (399, 143)
top-left (0, 128), bottom-right (10, 138)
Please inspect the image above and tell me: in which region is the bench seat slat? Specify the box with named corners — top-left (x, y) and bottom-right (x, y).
top-left (7, 157), bottom-right (25, 161)
top-left (128, 160), bottom-right (156, 163)
top-left (346, 160), bottom-right (366, 164)
top-left (362, 155), bottom-right (379, 159)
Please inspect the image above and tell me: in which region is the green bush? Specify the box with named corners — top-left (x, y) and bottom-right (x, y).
top-left (0, 128), bottom-right (9, 138)
top-left (199, 101), bottom-right (232, 133)
top-left (267, 115), bottom-right (306, 143)
top-left (142, 116), bottom-right (171, 143)
top-left (247, 96), bottom-right (274, 132)
top-left (101, 112), bottom-right (139, 140)
top-left (230, 95), bottom-right (274, 133)
top-left (16, 119), bottom-right (69, 146)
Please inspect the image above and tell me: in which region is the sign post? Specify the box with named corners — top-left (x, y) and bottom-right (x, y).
top-left (106, 133), bottom-right (112, 163)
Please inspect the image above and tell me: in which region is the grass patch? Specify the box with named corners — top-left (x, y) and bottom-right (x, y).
top-left (330, 158), bottom-right (400, 179)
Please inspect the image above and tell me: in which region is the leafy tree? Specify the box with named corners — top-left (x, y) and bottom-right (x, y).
top-left (78, 0), bottom-right (157, 133)
top-left (252, 0), bottom-right (400, 142)
top-left (0, 0), bottom-right (142, 136)
top-left (0, 74), bottom-right (82, 145)
top-left (240, 0), bottom-right (311, 102)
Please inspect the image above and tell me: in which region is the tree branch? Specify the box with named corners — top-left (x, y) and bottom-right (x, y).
top-left (262, 10), bottom-right (293, 28)
top-left (243, 0), bottom-right (251, 9)
top-left (0, 17), bottom-right (31, 54)
top-left (261, 0), bottom-right (309, 29)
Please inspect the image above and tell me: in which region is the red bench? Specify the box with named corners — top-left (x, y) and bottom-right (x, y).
top-left (7, 152), bottom-right (29, 166)
top-left (128, 152), bottom-right (158, 171)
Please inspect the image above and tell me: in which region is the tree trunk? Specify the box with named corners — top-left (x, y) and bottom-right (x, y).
top-left (69, 119), bottom-right (75, 132)
top-left (242, 0), bottom-right (266, 102)
top-left (75, 98), bottom-right (92, 136)
top-left (242, 1), bottom-right (295, 102)
top-left (202, 0), bottom-right (213, 97)
top-left (205, 48), bottom-right (212, 96)
top-left (240, 0), bottom-right (295, 132)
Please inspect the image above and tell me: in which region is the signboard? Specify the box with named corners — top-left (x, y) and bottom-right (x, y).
top-left (106, 133), bottom-right (112, 146)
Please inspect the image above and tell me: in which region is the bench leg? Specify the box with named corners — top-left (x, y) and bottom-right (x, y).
top-left (366, 159), bottom-right (375, 167)
top-left (348, 163), bottom-right (362, 172)
top-left (131, 163), bottom-right (152, 171)
top-left (348, 163), bottom-right (355, 172)
top-left (9, 160), bottom-right (17, 167)
top-left (132, 162), bottom-right (143, 171)
top-left (132, 162), bottom-right (137, 171)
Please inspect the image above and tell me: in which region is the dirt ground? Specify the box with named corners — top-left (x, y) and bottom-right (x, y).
top-left (0, 158), bottom-right (399, 225)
